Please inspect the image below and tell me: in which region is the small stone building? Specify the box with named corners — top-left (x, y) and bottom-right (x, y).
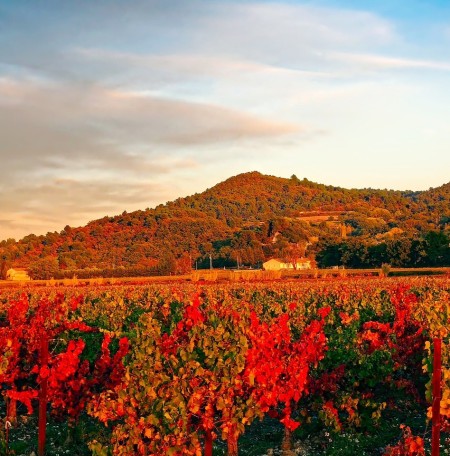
top-left (263, 258), bottom-right (311, 271)
top-left (6, 268), bottom-right (31, 281)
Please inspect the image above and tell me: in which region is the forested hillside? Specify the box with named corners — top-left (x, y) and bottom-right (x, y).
top-left (1, 172), bottom-right (449, 278)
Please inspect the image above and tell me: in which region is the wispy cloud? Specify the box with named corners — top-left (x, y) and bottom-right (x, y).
top-left (190, 3), bottom-right (396, 61)
top-left (0, 76), bottom-right (299, 178)
top-left (330, 52), bottom-right (450, 71)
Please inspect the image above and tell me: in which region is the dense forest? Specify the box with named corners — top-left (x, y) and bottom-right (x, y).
top-left (1, 172), bottom-right (449, 279)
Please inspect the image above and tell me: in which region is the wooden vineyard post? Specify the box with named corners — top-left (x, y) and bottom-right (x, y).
top-left (7, 397), bottom-right (17, 426)
top-left (227, 427), bottom-right (238, 456)
top-left (38, 333), bottom-right (49, 456)
top-left (227, 436), bottom-right (238, 456)
top-left (281, 427), bottom-right (294, 456)
top-left (204, 429), bottom-right (213, 456)
top-left (432, 337), bottom-right (442, 456)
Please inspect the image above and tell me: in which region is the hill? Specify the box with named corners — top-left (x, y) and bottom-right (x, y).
top-left (1, 172), bottom-right (449, 278)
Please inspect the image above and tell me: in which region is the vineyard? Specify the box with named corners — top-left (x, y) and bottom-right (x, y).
top-left (0, 277), bottom-right (449, 455)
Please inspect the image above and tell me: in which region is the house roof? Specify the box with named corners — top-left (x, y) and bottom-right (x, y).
top-left (264, 258), bottom-right (310, 264)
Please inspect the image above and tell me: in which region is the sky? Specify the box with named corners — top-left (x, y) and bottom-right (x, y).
top-left (1, 0), bottom-right (450, 241)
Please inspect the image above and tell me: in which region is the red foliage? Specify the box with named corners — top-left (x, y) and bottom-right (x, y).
top-left (384, 425), bottom-right (424, 456)
top-left (0, 293), bottom-right (129, 423)
top-left (244, 307), bottom-right (330, 429)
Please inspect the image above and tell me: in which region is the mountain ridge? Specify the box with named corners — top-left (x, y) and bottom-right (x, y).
top-left (1, 171), bottom-right (449, 278)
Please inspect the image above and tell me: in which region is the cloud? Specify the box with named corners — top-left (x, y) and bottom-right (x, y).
top-left (88, 87), bottom-right (300, 144)
top-left (74, 47), bottom-right (341, 92)
top-left (0, 76), bottom-right (298, 177)
top-left (74, 48), bottom-right (273, 79)
top-left (329, 52), bottom-right (450, 71)
top-left (190, 3), bottom-right (396, 62)
top-left (0, 177), bottom-right (177, 240)
top-left (0, 1), bottom-right (397, 85)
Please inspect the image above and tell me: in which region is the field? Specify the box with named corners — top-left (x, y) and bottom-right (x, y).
top-left (0, 277), bottom-right (449, 455)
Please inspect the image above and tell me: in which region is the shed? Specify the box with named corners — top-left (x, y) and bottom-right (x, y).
top-left (6, 268), bottom-right (31, 281)
top-left (263, 258), bottom-right (311, 271)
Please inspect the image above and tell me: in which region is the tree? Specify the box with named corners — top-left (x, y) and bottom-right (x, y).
top-left (367, 243), bottom-right (389, 267)
top-left (286, 243), bottom-right (306, 270)
top-left (316, 242), bottom-right (342, 268)
top-left (157, 251), bottom-right (177, 275)
top-left (423, 231), bottom-right (450, 266)
top-left (28, 256), bottom-right (59, 280)
top-left (386, 238), bottom-right (412, 267)
top-left (175, 253), bottom-right (192, 274)
top-left (231, 231), bottom-right (264, 266)
top-left (0, 260), bottom-right (8, 280)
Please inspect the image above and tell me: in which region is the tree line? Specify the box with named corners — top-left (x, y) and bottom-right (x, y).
top-left (316, 231), bottom-right (450, 269)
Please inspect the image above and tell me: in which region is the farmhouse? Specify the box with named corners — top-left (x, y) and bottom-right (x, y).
top-left (263, 258), bottom-right (311, 271)
top-left (6, 268), bottom-right (31, 281)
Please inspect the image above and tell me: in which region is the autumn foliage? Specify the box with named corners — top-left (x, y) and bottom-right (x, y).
top-left (0, 276), bottom-right (449, 454)
top-left (0, 292), bottom-right (129, 453)
top-left (1, 172), bottom-right (449, 278)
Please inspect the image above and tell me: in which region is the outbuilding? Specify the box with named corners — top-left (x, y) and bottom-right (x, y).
top-left (263, 258), bottom-right (311, 271)
top-left (6, 268), bottom-right (31, 281)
